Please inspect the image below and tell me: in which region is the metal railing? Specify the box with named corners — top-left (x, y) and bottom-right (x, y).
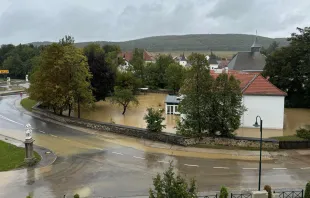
top-left (231, 193), bottom-right (252, 198)
top-left (274, 190), bottom-right (304, 198)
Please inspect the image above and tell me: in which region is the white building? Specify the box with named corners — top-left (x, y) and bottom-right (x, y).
top-left (211, 71), bottom-right (287, 129)
top-left (176, 71), bottom-right (287, 130)
top-left (165, 95), bottom-right (181, 115)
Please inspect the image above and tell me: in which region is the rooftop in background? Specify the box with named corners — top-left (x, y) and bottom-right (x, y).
top-left (120, 49), bottom-right (155, 62)
top-left (165, 95), bottom-right (181, 104)
top-left (227, 35), bottom-right (266, 72)
top-left (210, 70), bottom-right (287, 96)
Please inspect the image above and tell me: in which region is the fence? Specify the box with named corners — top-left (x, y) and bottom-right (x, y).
top-left (274, 189), bottom-right (304, 198)
top-left (199, 195), bottom-right (218, 198)
top-left (231, 193), bottom-right (252, 198)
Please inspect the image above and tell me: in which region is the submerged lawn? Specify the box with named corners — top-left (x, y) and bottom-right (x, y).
top-left (20, 98), bottom-right (37, 112)
top-left (0, 140), bottom-right (41, 171)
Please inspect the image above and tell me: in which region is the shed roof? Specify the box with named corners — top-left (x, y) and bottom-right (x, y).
top-left (165, 95), bottom-right (181, 104)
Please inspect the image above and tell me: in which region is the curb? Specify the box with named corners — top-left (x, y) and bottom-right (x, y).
top-left (0, 134), bottom-right (57, 169)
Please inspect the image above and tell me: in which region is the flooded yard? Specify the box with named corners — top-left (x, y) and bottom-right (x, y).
top-left (75, 93), bottom-right (179, 133)
top-left (75, 93), bottom-right (310, 138)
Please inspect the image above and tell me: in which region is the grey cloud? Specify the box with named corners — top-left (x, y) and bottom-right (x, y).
top-left (0, 0), bottom-right (309, 44)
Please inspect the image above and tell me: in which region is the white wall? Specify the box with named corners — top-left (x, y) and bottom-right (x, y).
top-left (210, 64), bottom-right (218, 70)
top-left (179, 60), bottom-right (187, 66)
top-left (241, 95), bottom-right (285, 129)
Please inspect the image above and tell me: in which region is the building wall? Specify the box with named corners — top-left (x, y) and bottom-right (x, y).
top-left (165, 103), bottom-right (180, 115)
top-left (241, 95), bottom-right (285, 129)
top-left (209, 63), bottom-right (218, 70)
top-left (179, 60), bottom-right (187, 66)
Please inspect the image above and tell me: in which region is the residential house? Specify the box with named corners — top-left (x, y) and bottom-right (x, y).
top-left (174, 53), bottom-right (191, 67)
top-left (118, 49), bottom-right (155, 71)
top-left (170, 70), bottom-right (287, 130)
top-left (211, 70), bottom-right (287, 129)
top-left (227, 36), bottom-right (266, 72)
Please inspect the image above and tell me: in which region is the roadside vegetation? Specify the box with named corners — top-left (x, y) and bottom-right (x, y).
top-left (20, 98), bottom-right (37, 112)
top-left (0, 140), bottom-right (41, 171)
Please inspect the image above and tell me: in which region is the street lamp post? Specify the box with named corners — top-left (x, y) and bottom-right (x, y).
top-left (253, 115), bottom-right (263, 191)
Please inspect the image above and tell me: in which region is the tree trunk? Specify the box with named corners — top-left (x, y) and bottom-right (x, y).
top-left (59, 108), bottom-right (63, 116)
top-left (53, 107), bottom-right (56, 114)
top-left (68, 104), bottom-right (71, 117)
top-left (78, 98), bottom-right (81, 118)
top-left (122, 105), bottom-right (127, 115)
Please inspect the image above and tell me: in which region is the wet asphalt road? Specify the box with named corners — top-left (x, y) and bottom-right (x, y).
top-left (0, 95), bottom-right (310, 198)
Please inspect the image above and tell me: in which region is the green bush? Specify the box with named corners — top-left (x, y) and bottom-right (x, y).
top-left (73, 194), bottom-right (80, 198)
top-left (305, 182), bottom-right (310, 198)
top-left (220, 186), bottom-right (228, 198)
top-left (296, 128), bottom-right (310, 140)
top-left (143, 108), bottom-right (166, 133)
top-left (264, 185), bottom-right (272, 198)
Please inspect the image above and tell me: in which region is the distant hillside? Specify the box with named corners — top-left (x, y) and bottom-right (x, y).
top-left (30, 34), bottom-right (289, 52)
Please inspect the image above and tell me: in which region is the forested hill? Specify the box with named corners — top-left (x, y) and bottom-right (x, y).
top-left (30, 34), bottom-right (289, 52)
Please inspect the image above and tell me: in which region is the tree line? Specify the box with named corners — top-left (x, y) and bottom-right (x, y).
top-left (263, 26), bottom-right (310, 108)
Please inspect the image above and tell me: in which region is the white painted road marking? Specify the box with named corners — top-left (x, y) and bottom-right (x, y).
top-left (133, 156), bottom-right (145, 160)
top-left (158, 160), bottom-right (169, 164)
top-left (39, 130), bottom-right (46, 134)
top-left (242, 168), bottom-right (258, 170)
top-left (95, 148), bottom-right (104, 151)
top-left (273, 168), bottom-right (287, 170)
top-left (213, 167), bottom-right (229, 169)
top-left (0, 114), bottom-right (24, 126)
top-left (301, 167), bottom-right (310, 170)
top-left (184, 164), bottom-right (199, 167)
top-left (112, 151), bottom-right (123, 155)
top-left (50, 134), bottom-right (58, 138)
top-left (63, 138), bottom-right (70, 142)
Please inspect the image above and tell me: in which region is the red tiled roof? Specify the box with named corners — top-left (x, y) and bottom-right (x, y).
top-left (243, 75), bottom-right (287, 96)
top-left (119, 50), bottom-right (154, 62)
top-left (210, 70), bottom-right (287, 96)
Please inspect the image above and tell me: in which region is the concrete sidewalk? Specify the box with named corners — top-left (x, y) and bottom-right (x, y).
top-left (0, 90), bottom-right (25, 96)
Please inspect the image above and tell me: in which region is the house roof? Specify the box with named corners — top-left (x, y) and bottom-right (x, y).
top-left (227, 51), bottom-right (266, 71)
top-left (208, 58), bottom-right (218, 65)
top-left (165, 95), bottom-right (181, 104)
top-left (210, 71), bottom-right (287, 96)
top-left (120, 50), bottom-right (154, 62)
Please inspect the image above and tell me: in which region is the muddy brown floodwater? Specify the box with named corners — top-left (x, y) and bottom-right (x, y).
top-left (75, 93), bottom-right (179, 133)
top-left (75, 93), bottom-right (310, 138)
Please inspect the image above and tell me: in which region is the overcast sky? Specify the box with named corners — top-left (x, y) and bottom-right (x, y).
top-left (0, 0), bottom-right (309, 44)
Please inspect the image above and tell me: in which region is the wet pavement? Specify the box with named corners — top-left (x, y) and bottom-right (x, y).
top-left (0, 95), bottom-right (310, 197)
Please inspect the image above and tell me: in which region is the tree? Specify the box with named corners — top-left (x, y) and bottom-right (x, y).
top-left (59, 35), bottom-right (75, 46)
top-left (116, 70), bottom-right (142, 93)
top-left (28, 37), bottom-right (94, 117)
top-left (84, 43), bottom-right (116, 101)
top-left (130, 48), bottom-right (144, 80)
top-left (208, 73), bottom-right (245, 137)
top-left (305, 182), bottom-right (310, 198)
top-left (144, 62), bottom-right (160, 89)
top-left (165, 63), bottom-right (185, 94)
top-left (178, 54), bottom-right (244, 138)
top-left (219, 186), bottom-right (228, 198)
top-left (149, 163), bottom-right (198, 198)
top-left (261, 41), bottom-right (279, 56)
top-left (144, 108), bottom-right (166, 133)
top-left (110, 86), bottom-right (138, 115)
top-left (178, 53), bottom-right (213, 137)
top-left (263, 27), bottom-right (310, 108)
top-left (155, 54), bottom-right (174, 88)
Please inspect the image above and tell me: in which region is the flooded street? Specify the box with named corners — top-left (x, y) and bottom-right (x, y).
top-left (75, 93), bottom-right (179, 133)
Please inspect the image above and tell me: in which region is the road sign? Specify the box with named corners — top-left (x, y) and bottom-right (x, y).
top-left (0, 70), bottom-right (9, 74)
